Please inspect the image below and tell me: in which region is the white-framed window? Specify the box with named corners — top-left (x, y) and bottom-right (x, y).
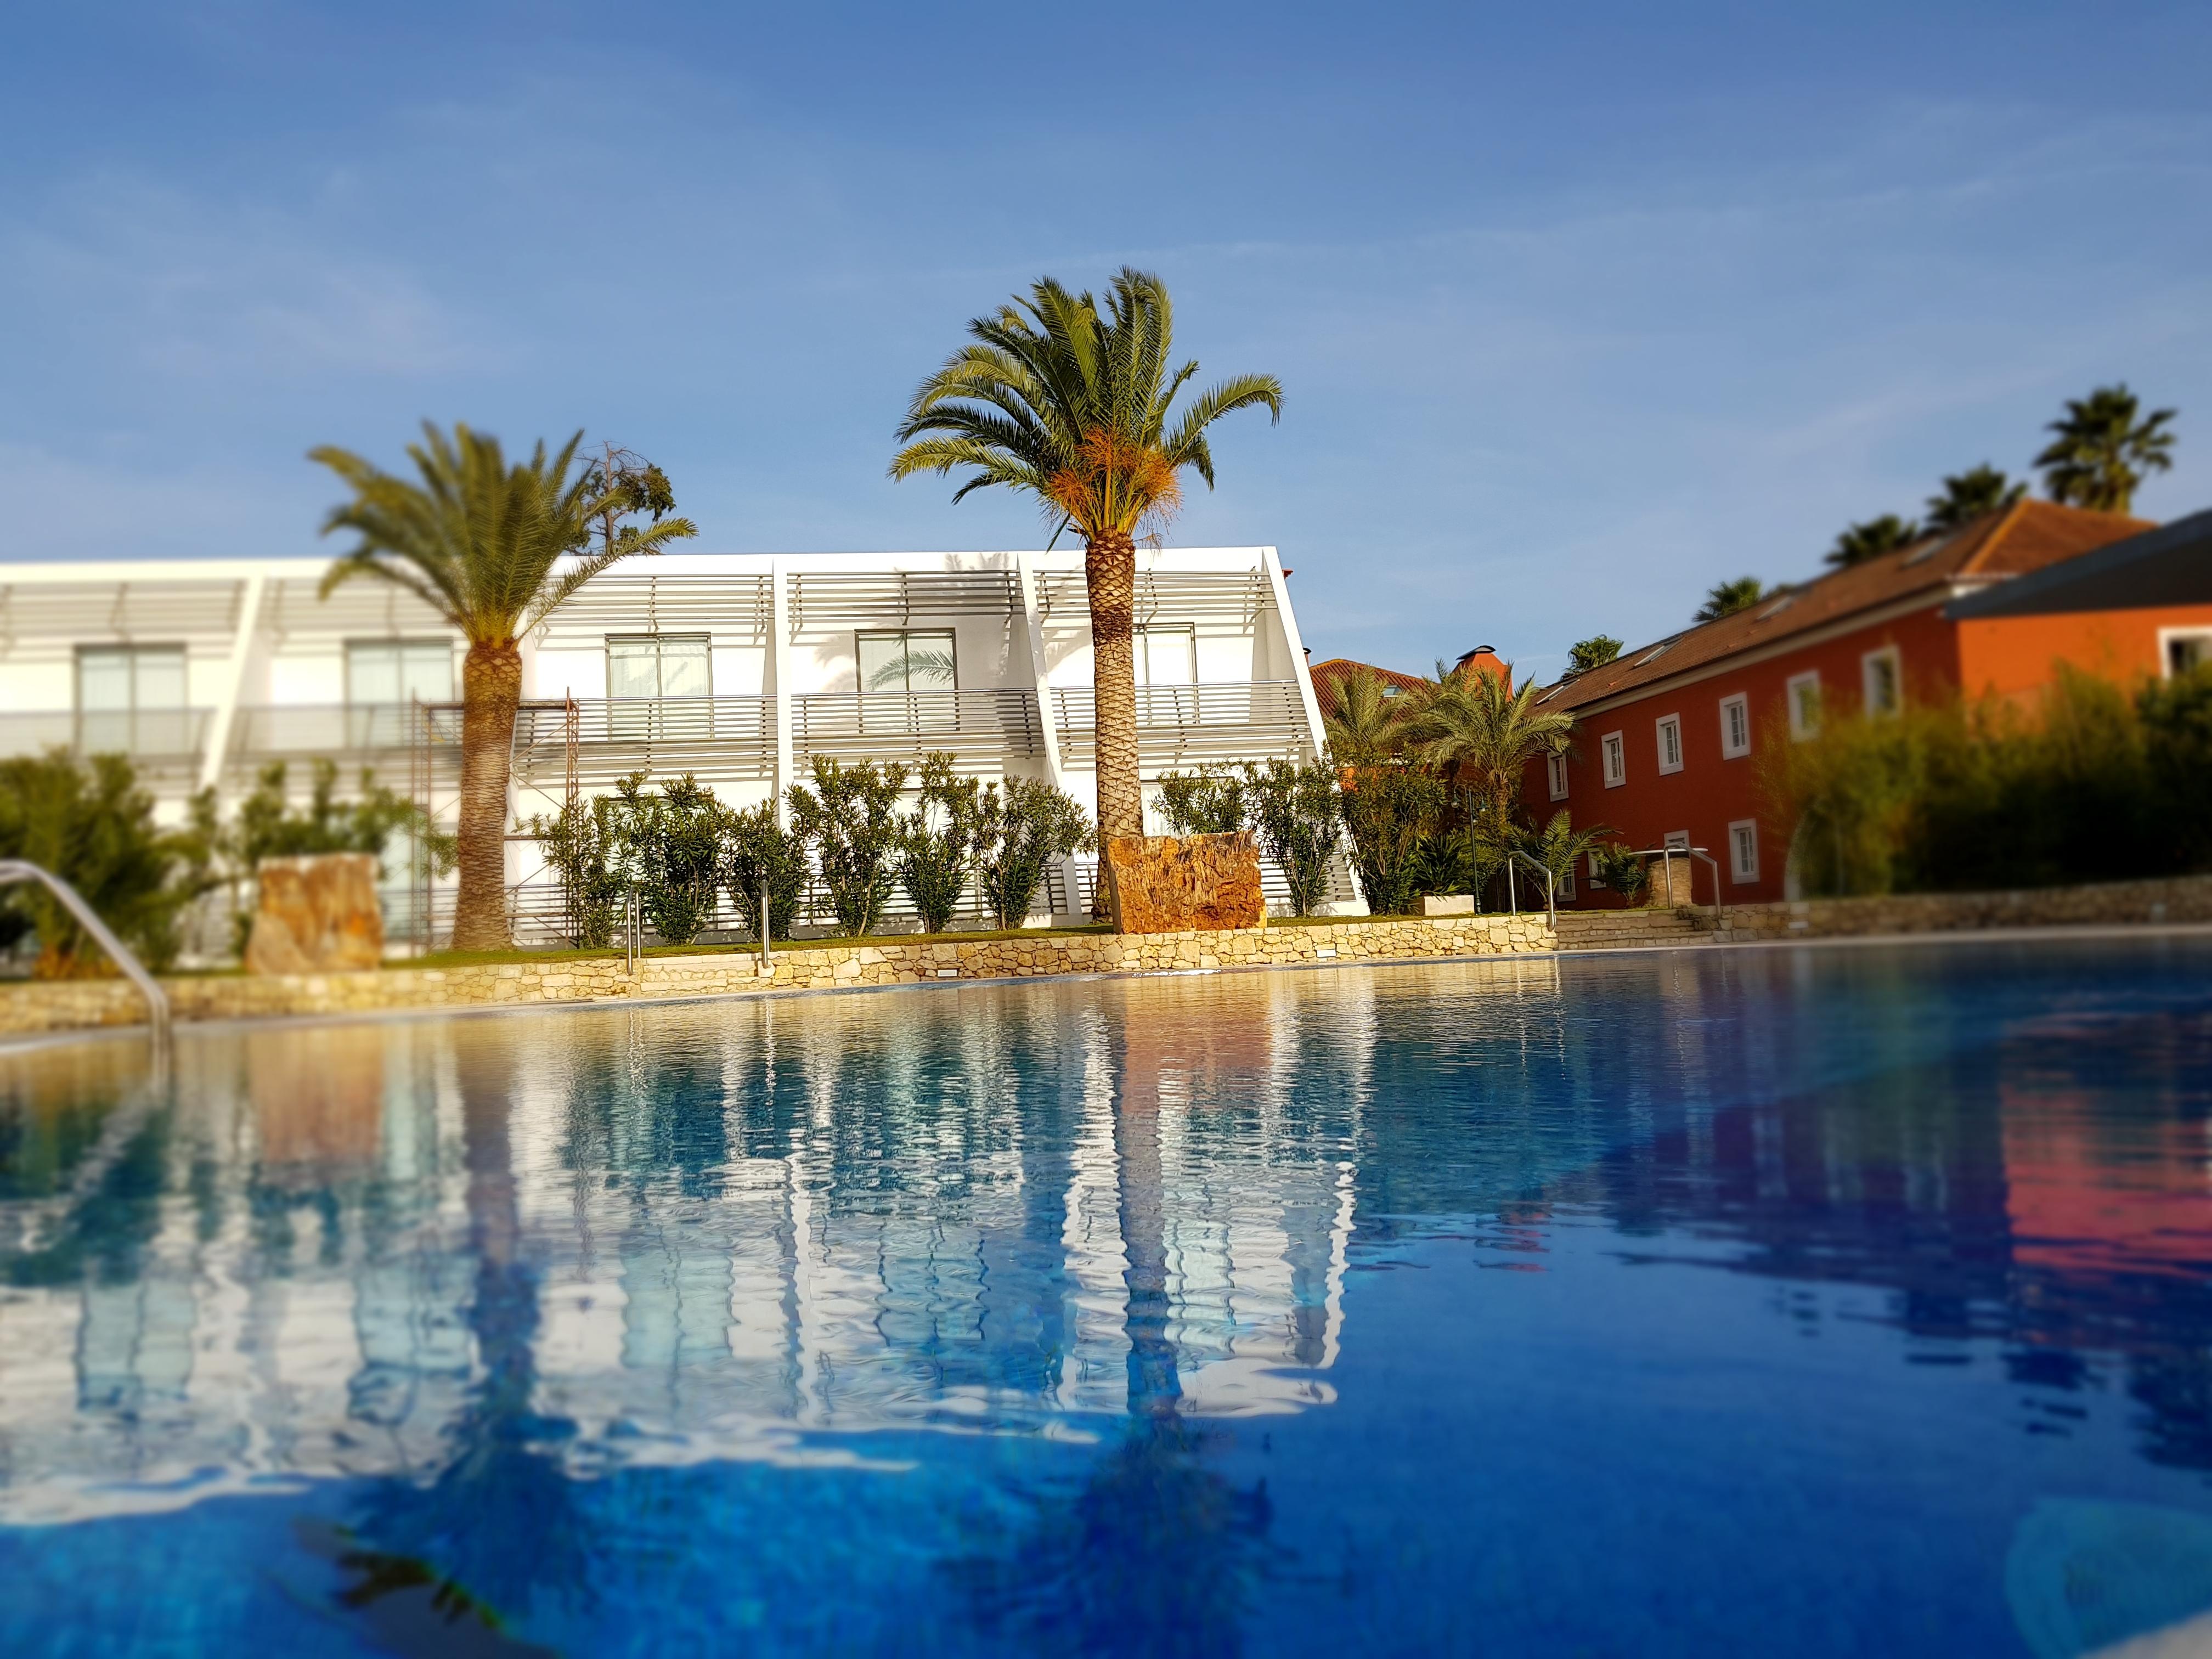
top-left (857, 629), bottom-right (956, 693)
top-left (1719, 693), bottom-right (1751, 760)
top-left (1556, 862), bottom-right (1577, 900)
top-left (1861, 646), bottom-right (1902, 716)
top-left (1600, 731), bottom-right (1627, 787)
top-left (1663, 830), bottom-right (1690, 852)
top-left (346, 639), bottom-right (453, 706)
top-left (1134, 625), bottom-right (1197, 687)
top-left (2160, 628), bottom-right (2212, 679)
top-left (1655, 714), bottom-right (1684, 774)
top-left (1787, 670), bottom-right (1822, 741)
top-left (1546, 752), bottom-right (1568, 802)
top-left (1729, 818), bottom-right (1760, 883)
top-left (608, 633), bottom-right (713, 699)
top-left (76, 644), bottom-right (190, 754)
top-left (1587, 850), bottom-right (1607, 888)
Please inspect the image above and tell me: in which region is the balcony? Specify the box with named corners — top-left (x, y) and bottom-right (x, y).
top-left (1051, 680), bottom-right (1312, 771)
top-left (231, 703), bottom-right (434, 763)
top-left (794, 689), bottom-right (1041, 771)
top-left (0, 708), bottom-right (213, 768)
top-left (513, 696), bottom-right (775, 788)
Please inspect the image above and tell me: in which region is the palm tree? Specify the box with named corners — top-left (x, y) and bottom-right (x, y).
top-left (1825, 514), bottom-right (1921, 568)
top-left (1567, 635), bottom-right (1623, 674)
top-left (1695, 576), bottom-right (1764, 623)
top-left (313, 424), bottom-right (696, 950)
top-left (1923, 463), bottom-right (2024, 532)
top-left (1513, 808), bottom-right (1613, 894)
top-left (1396, 659), bottom-right (1575, 835)
top-left (889, 268), bottom-right (1282, 847)
top-left (2035, 385), bottom-right (2177, 514)
top-left (1323, 667), bottom-right (1403, 764)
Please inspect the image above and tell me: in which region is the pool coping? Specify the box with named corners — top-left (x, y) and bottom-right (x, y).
top-left (5, 918), bottom-right (2212, 1058)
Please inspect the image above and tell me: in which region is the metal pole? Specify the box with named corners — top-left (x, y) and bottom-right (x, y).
top-left (1506, 856), bottom-right (1517, 915)
top-left (0, 860), bottom-right (171, 1061)
top-left (759, 877), bottom-right (772, 975)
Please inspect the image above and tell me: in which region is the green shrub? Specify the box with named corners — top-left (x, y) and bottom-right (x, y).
top-left (613, 772), bottom-right (725, 945)
top-left (974, 777), bottom-right (1093, 929)
top-left (227, 759), bottom-right (428, 952)
top-left (0, 751), bottom-right (208, 975)
top-left (2138, 664), bottom-right (2212, 870)
top-left (1159, 759), bottom-right (1342, 916)
top-left (1337, 763), bottom-right (1442, 916)
top-left (719, 801), bottom-right (808, 944)
top-left (1156, 765), bottom-right (1250, 835)
top-left (897, 753), bottom-right (980, 934)
top-left (1592, 843), bottom-right (1651, 905)
top-left (788, 757), bottom-right (909, 937)
top-left (526, 794), bottom-right (629, 949)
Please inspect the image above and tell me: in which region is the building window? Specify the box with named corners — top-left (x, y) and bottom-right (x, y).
top-left (1655, 714), bottom-right (1684, 775)
top-left (1787, 671), bottom-right (1822, 741)
top-left (1547, 752), bottom-right (1568, 802)
top-left (2161, 629), bottom-right (2212, 678)
top-left (1729, 818), bottom-right (1759, 883)
top-left (1134, 625), bottom-right (1197, 687)
top-left (1601, 731), bottom-right (1626, 787)
top-left (346, 639), bottom-right (454, 706)
top-left (1587, 850), bottom-right (1607, 888)
top-left (1861, 646), bottom-right (1902, 716)
top-left (1556, 862), bottom-right (1577, 900)
top-left (608, 633), bottom-right (712, 699)
top-left (1719, 693), bottom-right (1750, 759)
top-left (857, 629), bottom-right (956, 693)
top-left (76, 644), bottom-right (190, 755)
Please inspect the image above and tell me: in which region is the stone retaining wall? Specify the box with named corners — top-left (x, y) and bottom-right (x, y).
top-left (1706, 872), bottom-right (2212, 943)
top-left (0, 912), bottom-right (1556, 1036)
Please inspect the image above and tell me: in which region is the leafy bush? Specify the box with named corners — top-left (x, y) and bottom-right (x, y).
top-left (1156, 765), bottom-right (1250, 835)
top-left (1336, 763), bottom-right (1442, 916)
top-left (1513, 810), bottom-right (1612, 901)
top-left (526, 794), bottom-right (629, 949)
top-left (974, 777), bottom-right (1093, 929)
top-left (788, 757), bottom-right (909, 937)
top-left (720, 802), bottom-right (809, 944)
top-left (0, 751), bottom-right (208, 975)
top-left (613, 772), bottom-right (725, 945)
top-left (1592, 843), bottom-right (1651, 905)
top-left (1407, 824), bottom-right (1497, 904)
top-left (1245, 759), bottom-right (1342, 916)
top-left (225, 759), bottom-right (428, 952)
top-left (898, 753), bottom-right (980, 934)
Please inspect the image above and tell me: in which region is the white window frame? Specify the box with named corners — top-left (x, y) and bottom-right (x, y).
top-left (1787, 671), bottom-right (1822, 741)
top-left (1860, 645), bottom-right (1902, 718)
top-left (1719, 692), bottom-right (1750, 760)
top-left (607, 632), bottom-right (714, 699)
top-left (1728, 818), bottom-right (1760, 884)
top-left (856, 629), bottom-right (958, 693)
top-left (345, 637), bottom-right (454, 707)
top-left (2158, 627), bottom-right (2212, 679)
top-left (1600, 730), bottom-right (1626, 788)
top-left (1655, 713), bottom-right (1684, 775)
top-left (1547, 751), bottom-right (1568, 802)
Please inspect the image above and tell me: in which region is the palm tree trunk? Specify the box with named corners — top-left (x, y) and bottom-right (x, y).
top-left (453, 640), bottom-right (521, 951)
top-left (1085, 532), bottom-right (1143, 847)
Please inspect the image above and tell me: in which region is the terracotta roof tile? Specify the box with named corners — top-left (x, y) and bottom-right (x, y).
top-left (1538, 500), bottom-right (2150, 713)
top-left (1308, 657), bottom-right (1427, 718)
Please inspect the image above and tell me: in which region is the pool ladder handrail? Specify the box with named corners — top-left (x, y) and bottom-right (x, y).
top-left (1626, 845), bottom-right (1725, 933)
top-left (1501, 850), bottom-right (1559, 930)
top-left (0, 859), bottom-right (173, 1056)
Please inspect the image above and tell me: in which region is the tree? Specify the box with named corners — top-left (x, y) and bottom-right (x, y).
top-left (312, 423), bottom-right (697, 950)
top-left (611, 772), bottom-right (725, 946)
top-left (1567, 636), bottom-right (1623, 675)
top-left (1159, 759), bottom-right (1341, 916)
top-left (896, 752), bottom-right (981, 933)
top-left (972, 777), bottom-right (1094, 929)
top-left (889, 268), bottom-right (1282, 850)
top-left (2035, 385), bottom-right (2177, 514)
top-left (1923, 463), bottom-right (2024, 532)
top-left (524, 794), bottom-right (626, 949)
top-left (1826, 515), bottom-right (1921, 568)
top-left (1336, 764), bottom-right (1441, 916)
top-left (787, 756), bottom-right (909, 938)
top-left (719, 800), bottom-right (809, 943)
top-left (1155, 764), bottom-right (1251, 836)
top-left (1395, 659), bottom-right (1574, 838)
top-left (1322, 669), bottom-right (1402, 764)
top-left (1513, 809), bottom-right (1613, 896)
top-left (1695, 577), bottom-right (1764, 623)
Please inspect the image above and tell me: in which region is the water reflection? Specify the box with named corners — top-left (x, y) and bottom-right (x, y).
top-left (1, 943), bottom-right (2209, 1646)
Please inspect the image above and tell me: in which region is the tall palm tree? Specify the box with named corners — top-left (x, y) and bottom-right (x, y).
top-left (889, 268), bottom-right (1282, 847)
top-left (2035, 384), bottom-right (2177, 514)
top-left (313, 424), bottom-right (696, 950)
top-left (1695, 576), bottom-right (1764, 622)
top-left (1923, 462), bottom-right (2024, 532)
top-left (1323, 667), bottom-right (1403, 764)
top-left (1396, 659), bottom-right (1575, 834)
top-left (1825, 514), bottom-right (1921, 568)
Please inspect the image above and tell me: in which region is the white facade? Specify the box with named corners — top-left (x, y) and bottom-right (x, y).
top-left (0, 546), bottom-right (1348, 943)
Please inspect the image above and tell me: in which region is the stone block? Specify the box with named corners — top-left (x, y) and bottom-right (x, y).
top-left (244, 855), bottom-right (383, 977)
top-left (1102, 833), bottom-right (1266, 934)
top-left (1421, 894), bottom-right (1476, 916)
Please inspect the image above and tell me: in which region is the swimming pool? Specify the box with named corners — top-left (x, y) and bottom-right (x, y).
top-left (3, 938), bottom-right (2210, 1656)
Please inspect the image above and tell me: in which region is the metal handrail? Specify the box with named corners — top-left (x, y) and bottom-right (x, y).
top-left (1627, 845), bottom-right (1725, 932)
top-left (1503, 850), bottom-right (1559, 929)
top-left (0, 860), bottom-right (172, 1054)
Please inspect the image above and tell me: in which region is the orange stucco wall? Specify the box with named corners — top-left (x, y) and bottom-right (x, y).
top-left (1956, 603), bottom-right (2212, 702)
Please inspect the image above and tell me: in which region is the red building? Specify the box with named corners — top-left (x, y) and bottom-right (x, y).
top-left (1524, 500), bottom-right (2212, 906)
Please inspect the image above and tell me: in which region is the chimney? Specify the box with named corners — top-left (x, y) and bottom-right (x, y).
top-left (1454, 645), bottom-right (1506, 681)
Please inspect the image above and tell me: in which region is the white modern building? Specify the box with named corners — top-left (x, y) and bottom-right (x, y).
top-left (0, 546), bottom-right (1351, 945)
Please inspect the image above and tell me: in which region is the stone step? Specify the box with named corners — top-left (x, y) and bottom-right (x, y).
top-left (1551, 910), bottom-right (1710, 951)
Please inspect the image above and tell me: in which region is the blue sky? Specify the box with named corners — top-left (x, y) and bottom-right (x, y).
top-left (6, 2), bottom-right (2210, 678)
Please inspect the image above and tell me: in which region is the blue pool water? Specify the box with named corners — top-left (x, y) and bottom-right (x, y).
top-left (3, 939), bottom-right (2211, 1656)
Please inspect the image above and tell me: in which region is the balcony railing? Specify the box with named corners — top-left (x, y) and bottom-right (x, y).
top-left (512, 696), bottom-right (776, 787)
top-left (232, 703), bottom-right (434, 761)
top-left (0, 709), bottom-right (213, 765)
top-left (1051, 680), bottom-right (1312, 770)
top-left (794, 689), bottom-right (1041, 768)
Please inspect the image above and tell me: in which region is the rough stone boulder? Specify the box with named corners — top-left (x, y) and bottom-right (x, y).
top-left (1103, 832), bottom-right (1266, 934)
top-left (245, 853), bottom-right (385, 975)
